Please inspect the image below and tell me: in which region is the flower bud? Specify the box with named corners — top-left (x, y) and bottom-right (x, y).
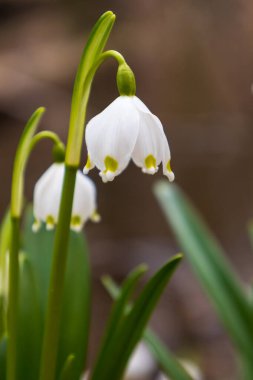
top-left (117, 63), bottom-right (136, 96)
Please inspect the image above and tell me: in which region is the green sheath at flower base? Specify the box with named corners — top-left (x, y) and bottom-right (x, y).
top-left (117, 62), bottom-right (136, 96)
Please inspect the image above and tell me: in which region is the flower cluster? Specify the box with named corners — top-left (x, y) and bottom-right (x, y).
top-left (33, 96), bottom-right (174, 231)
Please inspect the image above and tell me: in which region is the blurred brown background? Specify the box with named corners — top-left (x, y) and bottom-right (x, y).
top-left (1, 1), bottom-right (253, 379)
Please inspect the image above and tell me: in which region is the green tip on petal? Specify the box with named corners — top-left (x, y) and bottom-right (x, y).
top-left (71, 215), bottom-right (82, 232)
top-left (104, 155), bottom-right (118, 173)
top-left (46, 215), bottom-right (55, 231)
top-left (145, 154), bottom-right (157, 170)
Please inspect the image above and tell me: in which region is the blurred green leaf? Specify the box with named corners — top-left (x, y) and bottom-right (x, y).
top-left (144, 329), bottom-right (193, 380)
top-left (91, 254), bottom-right (182, 380)
top-left (59, 354), bottom-right (75, 380)
top-left (23, 206), bottom-right (91, 380)
top-left (0, 211), bottom-right (11, 339)
top-left (103, 276), bottom-right (193, 380)
top-left (57, 229), bottom-right (90, 379)
top-left (154, 182), bottom-right (253, 363)
top-left (92, 264), bottom-right (147, 376)
top-left (16, 254), bottom-right (41, 380)
top-left (0, 335), bottom-right (7, 380)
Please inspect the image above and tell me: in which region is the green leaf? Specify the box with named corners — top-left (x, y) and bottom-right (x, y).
top-left (67, 11), bottom-right (116, 165)
top-left (91, 255), bottom-right (182, 380)
top-left (92, 265), bottom-right (147, 376)
top-left (59, 354), bottom-right (75, 380)
top-left (154, 182), bottom-right (253, 362)
top-left (144, 329), bottom-right (193, 380)
top-left (16, 254), bottom-right (41, 380)
top-left (103, 277), bottom-right (193, 380)
top-left (23, 206), bottom-right (91, 380)
top-left (0, 211), bottom-right (11, 339)
top-left (102, 276), bottom-right (192, 380)
top-left (0, 335), bottom-right (7, 380)
top-left (57, 230), bottom-right (90, 379)
top-left (11, 107), bottom-right (45, 217)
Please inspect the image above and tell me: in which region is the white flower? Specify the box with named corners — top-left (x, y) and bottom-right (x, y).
top-left (33, 163), bottom-right (99, 232)
top-left (84, 96), bottom-right (174, 183)
top-left (124, 342), bottom-right (156, 380)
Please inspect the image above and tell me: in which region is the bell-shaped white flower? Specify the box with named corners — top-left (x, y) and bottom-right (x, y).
top-left (84, 96), bottom-right (174, 182)
top-left (33, 163), bottom-right (99, 232)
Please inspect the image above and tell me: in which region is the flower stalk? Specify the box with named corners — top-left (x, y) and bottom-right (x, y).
top-left (39, 11), bottom-right (120, 380)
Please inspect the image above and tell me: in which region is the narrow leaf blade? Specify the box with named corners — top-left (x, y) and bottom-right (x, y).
top-left (91, 255), bottom-right (182, 380)
top-left (154, 181), bottom-right (253, 360)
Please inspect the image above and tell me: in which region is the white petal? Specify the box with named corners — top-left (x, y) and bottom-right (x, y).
top-left (85, 96), bottom-right (140, 179)
top-left (34, 163), bottom-right (64, 223)
top-left (132, 112), bottom-right (164, 173)
top-left (132, 96), bottom-right (152, 113)
top-left (162, 134), bottom-right (175, 182)
top-left (72, 172), bottom-right (97, 229)
top-left (33, 164), bottom-right (98, 231)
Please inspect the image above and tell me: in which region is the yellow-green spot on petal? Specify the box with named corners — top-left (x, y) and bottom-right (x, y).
top-left (166, 160), bottom-right (173, 173)
top-left (46, 215), bottom-right (55, 230)
top-left (91, 211), bottom-right (101, 223)
top-left (32, 219), bottom-right (41, 233)
top-left (145, 154), bottom-right (156, 169)
top-left (104, 156), bottom-right (118, 173)
top-left (85, 155), bottom-right (93, 170)
top-left (71, 215), bottom-right (81, 227)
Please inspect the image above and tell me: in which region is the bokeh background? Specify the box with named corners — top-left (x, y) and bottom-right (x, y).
top-left (1, 1), bottom-right (253, 379)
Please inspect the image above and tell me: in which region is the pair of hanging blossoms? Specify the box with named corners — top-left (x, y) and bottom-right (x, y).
top-left (33, 55), bottom-right (174, 233)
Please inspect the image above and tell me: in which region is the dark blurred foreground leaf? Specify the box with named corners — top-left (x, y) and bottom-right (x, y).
top-left (91, 254), bottom-right (182, 380)
top-left (103, 275), bottom-right (194, 380)
top-left (15, 206), bottom-right (91, 380)
top-left (0, 211), bottom-right (11, 339)
top-left (144, 329), bottom-right (193, 380)
top-left (59, 354), bottom-right (75, 380)
top-left (154, 181), bottom-right (253, 376)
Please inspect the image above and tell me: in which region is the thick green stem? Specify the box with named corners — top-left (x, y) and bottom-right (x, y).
top-left (39, 165), bottom-right (77, 380)
top-left (7, 217), bottom-right (20, 380)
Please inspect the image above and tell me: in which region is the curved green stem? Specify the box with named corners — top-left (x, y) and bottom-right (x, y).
top-left (29, 131), bottom-right (63, 152)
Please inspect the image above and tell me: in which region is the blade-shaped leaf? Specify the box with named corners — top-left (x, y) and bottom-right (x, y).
top-left (91, 254), bottom-right (182, 380)
top-left (144, 329), bottom-right (194, 380)
top-left (103, 277), bottom-right (193, 380)
top-left (0, 335), bottom-right (7, 380)
top-left (92, 265), bottom-right (147, 375)
top-left (16, 254), bottom-right (41, 380)
top-left (57, 230), bottom-right (90, 379)
top-left (23, 206), bottom-right (91, 380)
top-left (154, 182), bottom-right (253, 361)
top-left (11, 107), bottom-right (45, 217)
top-left (0, 211), bottom-right (11, 339)
top-left (67, 11), bottom-right (115, 164)
top-left (59, 354), bottom-right (75, 380)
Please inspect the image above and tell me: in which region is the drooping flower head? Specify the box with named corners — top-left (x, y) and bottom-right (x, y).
top-left (84, 95), bottom-right (175, 183)
top-left (33, 163), bottom-right (99, 232)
